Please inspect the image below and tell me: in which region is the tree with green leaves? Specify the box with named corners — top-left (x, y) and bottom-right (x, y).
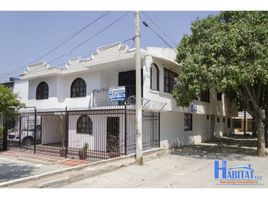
top-left (173, 11), bottom-right (268, 156)
top-left (0, 84), bottom-right (24, 117)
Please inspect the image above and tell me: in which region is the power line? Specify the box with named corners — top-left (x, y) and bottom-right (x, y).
top-left (70, 12), bottom-right (130, 53)
top-left (3, 12), bottom-right (131, 79)
top-left (142, 21), bottom-right (177, 54)
top-left (1, 12), bottom-right (111, 77)
top-left (31, 11), bottom-right (110, 63)
top-left (48, 12), bottom-right (130, 65)
top-left (141, 12), bottom-right (178, 47)
top-left (1, 37), bottom-right (71, 73)
top-left (49, 54), bottom-right (67, 64)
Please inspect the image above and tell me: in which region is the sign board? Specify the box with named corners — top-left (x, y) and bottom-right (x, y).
top-left (108, 86), bottom-right (126, 101)
top-left (191, 103), bottom-right (197, 113)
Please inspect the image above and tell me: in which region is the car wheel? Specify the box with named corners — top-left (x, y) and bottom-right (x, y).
top-left (23, 137), bottom-right (33, 146)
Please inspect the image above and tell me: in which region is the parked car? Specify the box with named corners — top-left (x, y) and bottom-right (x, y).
top-left (8, 125), bottom-right (41, 146)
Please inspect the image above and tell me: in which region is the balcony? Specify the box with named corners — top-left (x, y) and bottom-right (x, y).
top-left (91, 87), bottom-right (166, 112)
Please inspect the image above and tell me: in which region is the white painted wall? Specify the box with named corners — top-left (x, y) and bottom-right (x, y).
top-left (67, 112), bottom-right (156, 154)
top-left (160, 111), bottom-right (211, 148)
top-left (15, 46), bottom-right (235, 119)
top-left (68, 114), bottom-right (125, 154)
top-left (20, 63), bottom-right (137, 110)
top-left (41, 116), bottom-right (61, 144)
top-left (13, 80), bottom-right (28, 103)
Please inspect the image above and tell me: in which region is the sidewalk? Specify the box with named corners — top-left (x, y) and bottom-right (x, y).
top-left (63, 148), bottom-right (268, 188)
top-left (62, 137), bottom-right (268, 188)
top-left (0, 150), bottom-right (89, 183)
top-left (1, 148), bottom-right (167, 188)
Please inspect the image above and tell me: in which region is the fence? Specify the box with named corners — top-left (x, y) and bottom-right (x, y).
top-left (3, 104), bottom-right (160, 162)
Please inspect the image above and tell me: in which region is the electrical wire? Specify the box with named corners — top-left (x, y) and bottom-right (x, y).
top-left (1, 37), bottom-right (71, 74)
top-left (141, 12), bottom-right (178, 47)
top-left (70, 12), bottom-right (130, 53)
top-left (48, 12), bottom-right (130, 65)
top-left (1, 12), bottom-right (111, 78)
top-left (31, 11), bottom-right (110, 63)
top-left (142, 20), bottom-right (177, 54)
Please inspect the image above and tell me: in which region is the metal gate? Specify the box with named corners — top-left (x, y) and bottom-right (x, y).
top-left (5, 107), bottom-right (39, 153)
top-left (2, 98), bottom-right (161, 161)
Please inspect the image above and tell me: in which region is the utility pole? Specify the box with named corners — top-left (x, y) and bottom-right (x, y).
top-left (135, 11), bottom-right (143, 165)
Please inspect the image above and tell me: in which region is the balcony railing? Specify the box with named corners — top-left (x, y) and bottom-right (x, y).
top-left (91, 87), bottom-right (167, 112)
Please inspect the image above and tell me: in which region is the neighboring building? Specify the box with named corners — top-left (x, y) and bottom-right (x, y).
top-left (11, 43), bottom-right (236, 157)
top-left (233, 111), bottom-right (253, 134)
top-left (0, 77), bottom-right (20, 89)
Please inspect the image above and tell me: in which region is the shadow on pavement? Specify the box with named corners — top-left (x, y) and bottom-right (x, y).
top-left (0, 163), bottom-right (35, 183)
top-left (172, 135), bottom-right (258, 161)
top-left (212, 135), bottom-right (257, 148)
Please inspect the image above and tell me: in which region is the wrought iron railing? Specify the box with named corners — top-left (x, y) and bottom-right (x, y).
top-left (92, 87), bottom-right (167, 112)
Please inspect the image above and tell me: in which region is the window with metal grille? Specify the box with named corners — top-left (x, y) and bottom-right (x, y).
top-left (200, 90), bottom-right (210, 103)
top-left (184, 113), bottom-right (192, 131)
top-left (77, 115), bottom-right (92, 134)
top-left (217, 92), bottom-right (222, 101)
top-left (164, 68), bottom-right (177, 93)
top-left (150, 63), bottom-right (159, 91)
top-left (36, 82), bottom-right (49, 100)
top-left (71, 78), bottom-right (86, 97)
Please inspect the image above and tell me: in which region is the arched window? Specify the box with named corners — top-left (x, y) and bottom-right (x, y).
top-left (77, 115), bottom-right (92, 134)
top-left (36, 82), bottom-right (49, 100)
top-left (150, 63), bottom-right (159, 91)
top-left (71, 78), bottom-right (86, 98)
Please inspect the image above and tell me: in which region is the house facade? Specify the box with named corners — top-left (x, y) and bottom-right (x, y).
top-left (11, 43), bottom-right (236, 158)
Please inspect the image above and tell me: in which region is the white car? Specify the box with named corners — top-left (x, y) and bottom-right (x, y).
top-left (8, 125), bottom-right (41, 146)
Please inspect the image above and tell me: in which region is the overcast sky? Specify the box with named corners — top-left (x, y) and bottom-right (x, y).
top-left (0, 11), bottom-right (218, 82)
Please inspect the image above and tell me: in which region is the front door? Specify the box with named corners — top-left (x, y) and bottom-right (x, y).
top-left (107, 117), bottom-right (120, 154)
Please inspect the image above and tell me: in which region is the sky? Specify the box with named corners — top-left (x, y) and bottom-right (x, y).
top-left (0, 11), bottom-right (218, 82)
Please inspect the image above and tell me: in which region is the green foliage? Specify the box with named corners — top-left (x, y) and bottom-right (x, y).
top-left (82, 143), bottom-right (89, 151)
top-left (0, 85), bottom-right (25, 116)
top-left (173, 11), bottom-right (268, 107)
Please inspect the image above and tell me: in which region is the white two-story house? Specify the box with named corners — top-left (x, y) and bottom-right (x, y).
top-left (12, 43), bottom-right (236, 158)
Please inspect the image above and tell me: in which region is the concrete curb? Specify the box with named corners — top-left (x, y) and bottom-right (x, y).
top-left (42, 164), bottom-right (127, 188)
top-left (38, 177), bottom-right (71, 188)
top-left (0, 148), bottom-right (168, 188)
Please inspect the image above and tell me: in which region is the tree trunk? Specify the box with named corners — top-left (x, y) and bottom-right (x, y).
top-left (256, 110), bottom-right (266, 157)
top-left (252, 116), bottom-right (257, 137)
top-left (265, 106), bottom-right (268, 147)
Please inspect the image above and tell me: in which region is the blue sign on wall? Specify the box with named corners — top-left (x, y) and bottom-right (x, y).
top-left (191, 103), bottom-right (197, 113)
top-left (108, 86), bottom-right (126, 101)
